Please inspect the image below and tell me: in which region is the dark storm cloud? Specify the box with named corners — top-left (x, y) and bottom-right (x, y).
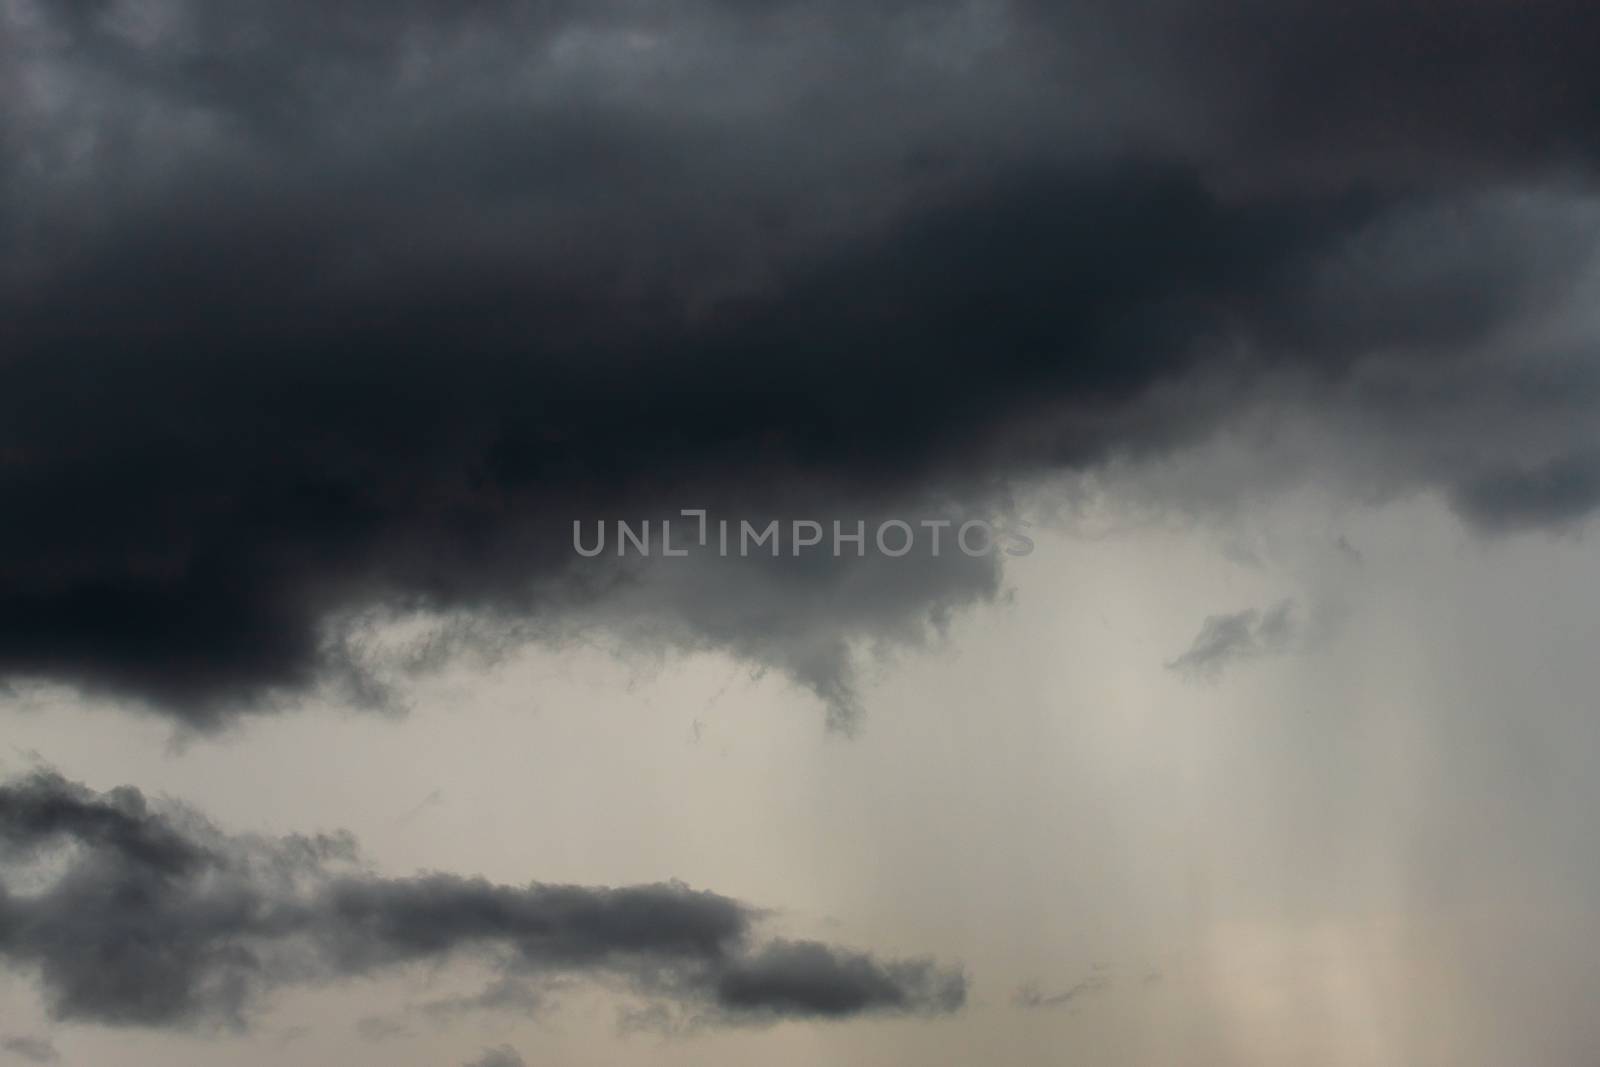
top-left (5, 0), bottom-right (1600, 725)
top-left (1167, 598), bottom-right (1298, 679)
top-left (0, 769), bottom-right (966, 1029)
top-left (1090, 0), bottom-right (1600, 182)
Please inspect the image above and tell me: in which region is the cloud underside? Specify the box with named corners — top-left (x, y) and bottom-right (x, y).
top-left (0, 770), bottom-right (966, 1030)
top-left (4, 0), bottom-right (1600, 725)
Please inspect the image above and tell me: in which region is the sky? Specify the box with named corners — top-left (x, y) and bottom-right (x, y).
top-left (3, 1), bottom-right (1600, 1064)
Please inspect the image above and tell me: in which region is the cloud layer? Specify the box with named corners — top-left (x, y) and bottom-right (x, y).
top-left (4, 0), bottom-right (1600, 726)
top-left (0, 769), bottom-right (965, 1030)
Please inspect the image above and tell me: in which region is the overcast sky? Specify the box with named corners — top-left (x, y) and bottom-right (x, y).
top-left (4, 2), bottom-right (1600, 1065)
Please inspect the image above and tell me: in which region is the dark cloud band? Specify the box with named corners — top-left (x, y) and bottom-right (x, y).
top-left (0, 769), bottom-right (966, 1029)
top-left (4, 0), bottom-right (1600, 726)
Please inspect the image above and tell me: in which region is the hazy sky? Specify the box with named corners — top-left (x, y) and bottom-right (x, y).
top-left (4, 2), bottom-right (1600, 1065)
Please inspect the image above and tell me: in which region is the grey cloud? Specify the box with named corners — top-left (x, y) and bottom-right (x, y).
top-left (418, 976), bottom-right (547, 1022)
top-left (0, 1036), bottom-right (59, 1064)
top-left (1167, 598), bottom-right (1299, 679)
top-left (0, 771), bottom-right (207, 875)
top-left (354, 1016), bottom-right (411, 1043)
top-left (5, 0), bottom-right (1600, 729)
top-left (1011, 971), bottom-right (1111, 1010)
top-left (462, 1046), bottom-right (526, 1067)
top-left (0, 770), bottom-right (965, 1030)
top-left (1451, 451), bottom-right (1600, 533)
top-left (1017, 0), bottom-right (1600, 185)
top-left (616, 1001), bottom-right (679, 1036)
top-left (712, 939), bottom-right (968, 1020)
top-left (354, 977), bottom-right (546, 1046)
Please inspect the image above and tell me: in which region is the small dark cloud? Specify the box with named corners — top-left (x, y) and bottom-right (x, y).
top-left (462, 1046), bottom-right (525, 1067)
top-left (0, 769), bottom-right (965, 1031)
top-left (394, 789), bottom-right (444, 825)
top-left (419, 977), bottom-right (548, 1023)
top-left (355, 1016), bottom-right (412, 1043)
top-left (1167, 598), bottom-right (1299, 679)
top-left (356, 976), bottom-right (548, 1045)
top-left (274, 1025), bottom-right (312, 1047)
top-left (1012, 971), bottom-right (1112, 1011)
top-left (617, 1001), bottom-right (680, 1037)
top-left (1221, 540), bottom-right (1265, 569)
top-left (712, 939), bottom-right (967, 1020)
top-left (0, 1036), bottom-right (60, 1064)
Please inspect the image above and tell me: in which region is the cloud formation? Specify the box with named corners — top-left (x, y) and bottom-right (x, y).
top-left (0, 1035), bottom-right (59, 1064)
top-left (4, 0), bottom-right (1600, 726)
top-left (462, 1047), bottom-right (525, 1067)
top-left (1011, 970), bottom-right (1111, 1010)
top-left (1167, 599), bottom-right (1299, 679)
top-left (0, 769), bottom-right (965, 1030)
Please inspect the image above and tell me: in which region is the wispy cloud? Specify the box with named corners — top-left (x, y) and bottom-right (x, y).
top-left (1167, 599), bottom-right (1300, 679)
